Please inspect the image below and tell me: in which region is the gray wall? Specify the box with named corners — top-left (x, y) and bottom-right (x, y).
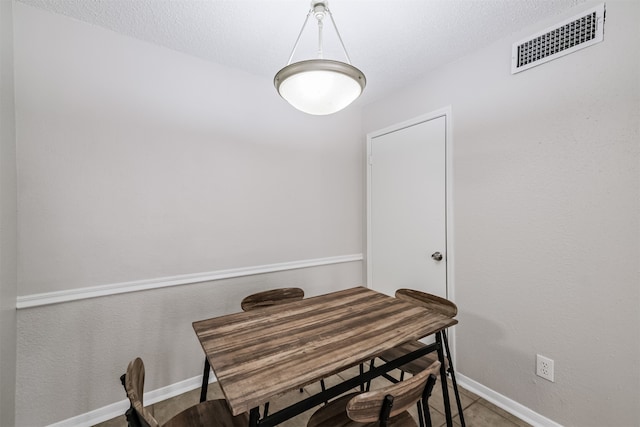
top-left (9, 0), bottom-right (640, 426)
top-left (0, 0), bottom-right (18, 425)
top-left (363, 1), bottom-right (640, 426)
top-left (14, 3), bottom-right (363, 296)
top-left (13, 3), bottom-right (364, 426)
top-left (16, 264), bottom-right (362, 426)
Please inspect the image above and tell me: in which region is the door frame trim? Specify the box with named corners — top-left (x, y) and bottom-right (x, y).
top-left (365, 105), bottom-right (456, 355)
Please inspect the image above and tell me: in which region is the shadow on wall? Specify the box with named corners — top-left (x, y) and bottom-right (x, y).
top-left (457, 311), bottom-right (533, 388)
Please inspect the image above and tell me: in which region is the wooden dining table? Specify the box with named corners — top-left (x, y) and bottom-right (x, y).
top-left (193, 286), bottom-right (458, 426)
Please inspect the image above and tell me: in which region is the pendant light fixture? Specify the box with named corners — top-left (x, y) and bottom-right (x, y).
top-left (274, 1), bottom-right (366, 115)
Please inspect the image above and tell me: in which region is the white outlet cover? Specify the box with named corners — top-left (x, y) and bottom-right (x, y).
top-left (536, 354), bottom-right (555, 382)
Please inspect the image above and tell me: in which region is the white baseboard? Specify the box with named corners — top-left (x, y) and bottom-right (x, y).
top-left (48, 372), bottom-right (217, 427)
top-left (50, 370), bottom-right (561, 427)
top-left (456, 373), bottom-right (563, 427)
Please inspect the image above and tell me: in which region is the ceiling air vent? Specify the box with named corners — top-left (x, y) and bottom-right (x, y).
top-left (511, 3), bottom-right (605, 74)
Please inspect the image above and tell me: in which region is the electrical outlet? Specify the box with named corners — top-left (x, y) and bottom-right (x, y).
top-left (536, 354), bottom-right (555, 382)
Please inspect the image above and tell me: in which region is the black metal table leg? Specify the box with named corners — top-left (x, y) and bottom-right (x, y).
top-left (442, 329), bottom-right (465, 427)
top-left (249, 407), bottom-right (260, 427)
top-left (257, 342), bottom-right (442, 427)
top-left (436, 332), bottom-right (453, 427)
top-left (200, 358), bottom-right (210, 403)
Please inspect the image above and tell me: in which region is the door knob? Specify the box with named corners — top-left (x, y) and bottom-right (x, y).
top-left (431, 252), bottom-right (443, 261)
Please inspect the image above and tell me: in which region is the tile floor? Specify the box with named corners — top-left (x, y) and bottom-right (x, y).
top-left (97, 363), bottom-right (531, 427)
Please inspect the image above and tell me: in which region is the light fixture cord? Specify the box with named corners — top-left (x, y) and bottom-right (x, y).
top-left (286, 9), bottom-right (312, 65)
top-left (285, 4), bottom-right (353, 65)
top-left (326, 7), bottom-right (352, 64)
top-left (317, 16), bottom-right (324, 59)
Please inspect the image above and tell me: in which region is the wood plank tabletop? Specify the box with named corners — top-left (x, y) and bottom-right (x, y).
top-left (192, 286), bottom-right (457, 416)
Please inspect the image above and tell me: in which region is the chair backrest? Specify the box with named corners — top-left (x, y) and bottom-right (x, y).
top-left (346, 360), bottom-right (441, 423)
top-left (240, 287), bottom-right (304, 311)
top-left (123, 358), bottom-right (160, 427)
top-left (395, 288), bottom-right (457, 318)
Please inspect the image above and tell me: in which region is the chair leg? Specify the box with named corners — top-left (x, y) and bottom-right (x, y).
top-left (422, 400), bottom-right (433, 427)
top-left (421, 374), bottom-right (437, 427)
top-left (359, 363), bottom-right (365, 392)
top-left (442, 329), bottom-right (465, 427)
top-left (416, 400), bottom-right (425, 427)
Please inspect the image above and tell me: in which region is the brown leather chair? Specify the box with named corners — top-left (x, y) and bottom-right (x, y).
top-left (242, 288), bottom-right (310, 415)
top-left (373, 289), bottom-right (465, 427)
top-left (200, 287), bottom-right (307, 401)
top-left (307, 360), bottom-right (441, 427)
top-left (121, 357), bottom-right (248, 427)
top-left (240, 287), bottom-right (304, 311)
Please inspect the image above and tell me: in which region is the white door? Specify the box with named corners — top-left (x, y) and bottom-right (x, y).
top-left (367, 114), bottom-right (448, 299)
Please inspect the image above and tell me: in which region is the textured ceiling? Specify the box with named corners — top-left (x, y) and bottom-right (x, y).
top-left (17, 0), bottom-right (585, 104)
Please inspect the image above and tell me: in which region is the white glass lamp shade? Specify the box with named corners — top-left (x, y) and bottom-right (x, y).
top-left (274, 59), bottom-right (366, 115)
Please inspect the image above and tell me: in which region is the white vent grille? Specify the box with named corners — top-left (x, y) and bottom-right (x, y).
top-left (512, 3), bottom-right (605, 74)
